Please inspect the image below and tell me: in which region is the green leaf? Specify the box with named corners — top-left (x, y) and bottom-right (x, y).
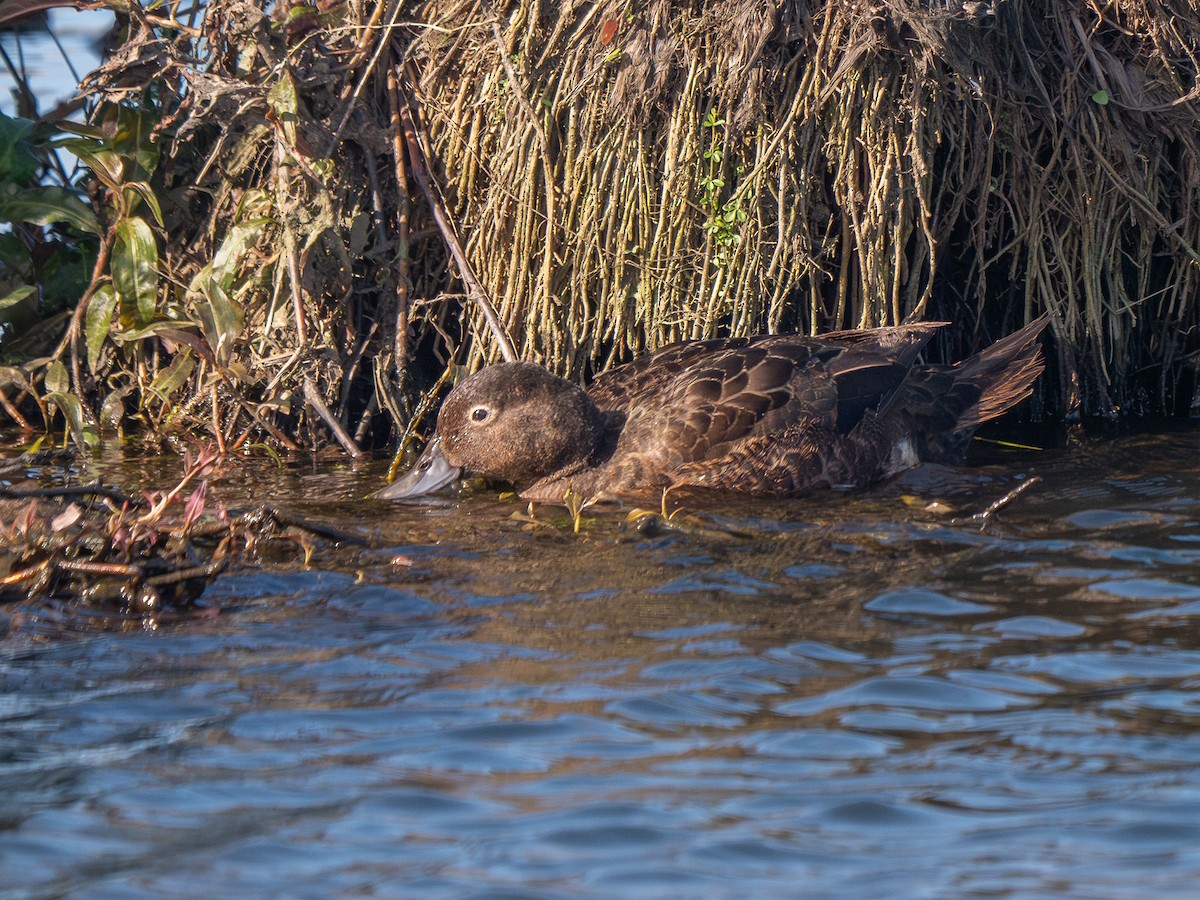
top-left (111, 319), bottom-right (195, 342)
top-left (147, 348), bottom-right (195, 401)
top-left (110, 320), bottom-right (215, 364)
top-left (110, 105), bottom-right (160, 181)
top-left (46, 390), bottom-right (98, 450)
top-left (44, 362), bottom-right (70, 400)
top-left (310, 158), bottom-right (334, 180)
top-left (0, 185), bottom-right (101, 234)
top-left (57, 137), bottom-right (125, 191)
top-left (193, 282), bottom-right (243, 367)
top-left (53, 120), bottom-right (105, 141)
top-left (268, 72), bottom-right (300, 145)
top-left (186, 218), bottom-right (265, 366)
top-left (111, 216), bottom-right (159, 329)
top-left (44, 359), bottom-right (70, 393)
top-left (0, 284), bottom-right (35, 314)
top-left (125, 181), bottom-right (164, 227)
top-left (84, 283), bottom-right (118, 372)
top-left (206, 217), bottom-right (268, 292)
top-left (0, 111), bottom-right (39, 184)
top-left (285, 4), bottom-right (318, 21)
top-left (1091, 89), bottom-right (1109, 106)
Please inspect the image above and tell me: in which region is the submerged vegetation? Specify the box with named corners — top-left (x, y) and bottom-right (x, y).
top-left (1, 0), bottom-right (1199, 457)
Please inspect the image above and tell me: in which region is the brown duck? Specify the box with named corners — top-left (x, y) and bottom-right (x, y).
top-left (379, 316), bottom-right (1049, 502)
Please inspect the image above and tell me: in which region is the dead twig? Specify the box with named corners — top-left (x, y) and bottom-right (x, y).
top-left (386, 60), bottom-right (413, 387)
top-left (303, 377), bottom-right (366, 459)
top-left (395, 63), bottom-right (517, 362)
top-left (952, 477), bottom-right (1043, 529)
top-left (262, 506), bottom-right (371, 547)
top-left (0, 484), bottom-right (140, 506)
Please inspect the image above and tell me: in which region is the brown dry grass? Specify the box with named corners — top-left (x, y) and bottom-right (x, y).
top-left (8, 0), bottom-right (1200, 453)
top-left (417, 0), bottom-right (1200, 417)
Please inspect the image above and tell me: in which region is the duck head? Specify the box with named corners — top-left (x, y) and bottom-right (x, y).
top-left (378, 362), bottom-right (607, 499)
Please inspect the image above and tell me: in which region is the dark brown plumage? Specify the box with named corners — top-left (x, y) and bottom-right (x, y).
top-left (379, 316), bottom-right (1050, 502)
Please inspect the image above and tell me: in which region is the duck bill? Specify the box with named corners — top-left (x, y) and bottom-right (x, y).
top-left (376, 438), bottom-right (462, 499)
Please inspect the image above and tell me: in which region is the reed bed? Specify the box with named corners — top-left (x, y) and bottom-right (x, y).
top-left (2, 0), bottom-right (1198, 453)
top-left (420, 0), bottom-right (1200, 417)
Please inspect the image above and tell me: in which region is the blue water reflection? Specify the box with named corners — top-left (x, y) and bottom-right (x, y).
top-left (5, 433), bottom-right (1200, 894)
top-left (0, 10), bottom-right (113, 117)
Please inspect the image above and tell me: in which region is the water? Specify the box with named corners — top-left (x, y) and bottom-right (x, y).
top-left (5, 431), bottom-right (1200, 896)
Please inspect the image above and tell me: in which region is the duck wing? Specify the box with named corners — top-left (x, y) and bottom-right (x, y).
top-left (588, 325), bottom-right (946, 417)
top-left (587, 338), bottom-right (751, 414)
top-left (665, 316), bottom-right (1048, 493)
top-left (613, 325), bottom-right (944, 468)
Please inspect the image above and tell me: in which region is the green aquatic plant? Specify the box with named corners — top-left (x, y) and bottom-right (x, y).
top-left (698, 108), bottom-right (748, 268)
top-left (57, 104), bottom-right (163, 364)
top-left (0, 112), bottom-right (100, 338)
top-left (0, 110), bottom-right (101, 447)
top-left (563, 488), bottom-right (599, 534)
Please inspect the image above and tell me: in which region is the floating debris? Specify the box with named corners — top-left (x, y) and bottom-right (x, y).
top-left (0, 449), bottom-right (367, 633)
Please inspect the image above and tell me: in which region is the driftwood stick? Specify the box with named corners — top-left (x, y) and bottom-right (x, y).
top-left (953, 476), bottom-right (1042, 528)
top-left (0, 563), bottom-right (43, 587)
top-left (281, 222), bottom-right (308, 346)
top-left (264, 506), bottom-right (370, 547)
top-left (0, 386), bottom-right (31, 430)
top-left (303, 377), bottom-right (366, 459)
top-left (395, 63), bottom-right (517, 362)
top-left (0, 483), bottom-right (140, 506)
top-left (232, 394), bottom-right (301, 451)
top-left (386, 61), bottom-right (413, 384)
top-left (54, 558), bottom-right (144, 578)
top-left (146, 556), bottom-right (229, 587)
top-left (354, 393), bottom-right (379, 445)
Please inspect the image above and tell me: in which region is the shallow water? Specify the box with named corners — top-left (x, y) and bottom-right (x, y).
top-left (5, 431), bottom-right (1200, 896)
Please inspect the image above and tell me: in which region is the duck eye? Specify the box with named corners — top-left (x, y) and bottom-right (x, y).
top-left (470, 406), bottom-right (491, 423)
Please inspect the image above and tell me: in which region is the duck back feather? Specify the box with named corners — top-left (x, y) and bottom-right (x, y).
top-left (380, 317), bottom-right (1050, 501)
top-left (559, 318), bottom-right (1047, 498)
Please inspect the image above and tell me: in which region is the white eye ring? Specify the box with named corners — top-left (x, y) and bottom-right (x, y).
top-left (470, 405), bottom-right (491, 423)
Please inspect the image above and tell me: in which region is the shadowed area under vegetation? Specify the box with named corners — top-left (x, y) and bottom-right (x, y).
top-left (1, 0), bottom-right (1198, 454)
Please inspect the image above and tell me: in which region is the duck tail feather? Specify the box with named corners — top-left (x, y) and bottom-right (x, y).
top-left (952, 313), bottom-right (1050, 431)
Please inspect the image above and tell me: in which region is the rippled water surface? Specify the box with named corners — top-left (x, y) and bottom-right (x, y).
top-left (6, 432), bottom-right (1200, 896)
